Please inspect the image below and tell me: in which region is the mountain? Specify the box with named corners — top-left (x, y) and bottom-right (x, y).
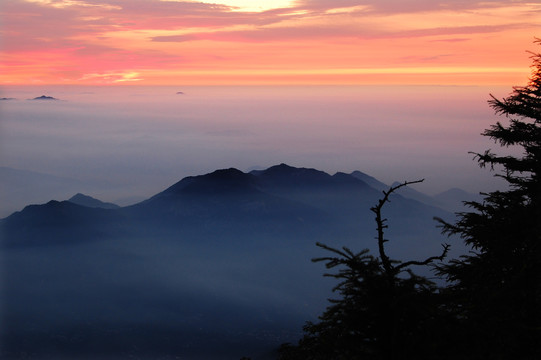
top-left (253, 163), bottom-right (340, 188)
top-left (0, 166), bottom-right (92, 217)
top-left (1, 200), bottom-right (126, 247)
top-left (0, 166), bottom-right (128, 217)
top-left (0, 164), bottom-right (455, 359)
top-left (28, 95), bottom-right (58, 100)
top-left (434, 187), bottom-right (483, 213)
top-left (68, 193), bottom-right (120, 209)
top-left (391, 180), bottom-right (441, 208)
top-left (350, 170), bottom-right (389, 192)
top-left (252, 164), bottom-right (376, 210)
top-left (158, 167), bottom-right (260, 195)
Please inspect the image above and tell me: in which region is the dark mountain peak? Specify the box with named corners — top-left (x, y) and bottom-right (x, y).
top-left (433, 188), bottom-right (483, 213)
top-left (264, 163), bottom-right (322, 175)
top-left (350, 170), bottom-right (389, 191)
top-left (266, 163), bottom-right (296, 172)
top-left (206, 167), bottom-right (246, 179)
top-left (256, 163), bottom-right (335, 188)
top-left (5, 200), bottom-right (89, 222)
top-left (68, 193), bottom-right (119, 209)
top-left (331, 172), bottom-right (370, 188)
top-left (29, 95), bottom-right (59, 101)
top-left (160, 168), bottom-right (259, 196)
top-left (435, 187), bottom-right (474, 198)
top-left (390, 181), bottom-right (439, 207)
top-left (1, 199), bottom-right (123, 247)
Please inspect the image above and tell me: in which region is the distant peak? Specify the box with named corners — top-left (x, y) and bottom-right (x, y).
top-left (207, 167), bottom-right (246, 178)
top-left (29, 95), bottom-right (59, 101)
top-left (69, 193), bottom-right (93, 201)
top-left (159, 168), bottom-right (258, 196)
top-left (265, 163), bottom-right (315, 174)
top-left (255, 164), bottom-right (337, 189)
top-left (68, 193), bottom-right (119, 209)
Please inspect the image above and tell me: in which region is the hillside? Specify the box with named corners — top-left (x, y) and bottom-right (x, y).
top-left (0, 164), bottom-right (455, 359)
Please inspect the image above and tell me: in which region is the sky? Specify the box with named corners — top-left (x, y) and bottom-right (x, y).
top-left (1, 0), bottom-right (540, 85)
top-left (0, 1), bottom-right (539, 214)
top-left (0, 84), bottom-right (513, 215)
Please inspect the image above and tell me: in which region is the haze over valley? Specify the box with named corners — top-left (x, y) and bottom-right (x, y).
top-left (1, 163), bottom-right (463, 359)
top-left (0, 85), bottom-right (505, 217)
top-left (2, 0), bottom-right (539, 358)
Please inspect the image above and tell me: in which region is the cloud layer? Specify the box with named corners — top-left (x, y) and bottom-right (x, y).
top-left (1, 0), bottom-right (539, 84)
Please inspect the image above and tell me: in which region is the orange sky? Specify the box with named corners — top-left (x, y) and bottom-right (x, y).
top-left (1, 0), bottom-right (540, 85)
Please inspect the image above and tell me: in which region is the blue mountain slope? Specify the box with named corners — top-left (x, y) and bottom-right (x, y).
top-left (434, 187), bottom-right (483, 213)
top-left (159, 167), bottom-right (260, 195)
top-left (350, 170), bottom-right (389, 192)
top-left (0, 166), bottom-right (92, 217)
top-left (1, 200), bottom-right (126, 247)
top-left (0, 164), bottom-right (453, 359)
top-left (68, 193), bottom-right (120, 209)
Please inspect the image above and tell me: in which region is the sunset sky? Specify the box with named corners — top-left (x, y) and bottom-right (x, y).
top-left (1, 0), bottom-right (540, 85)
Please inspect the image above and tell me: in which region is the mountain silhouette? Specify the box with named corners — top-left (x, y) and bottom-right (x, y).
top-left (1, 164), bottom-right (451, 249)
top-left (28, 95), bottom-right (58, 100)
top-left (253, 163), bottom-right (337, 188)
top-left (1, 200), bottom-right (125, 247)
top-left (157, 167), bottom-right (260, 196)
top-left (350, 170), bottom-right (389, 191)
top-left (68, 193), bottom-right (120, 209)
top-left (0, 164), bottom-right (454, 359)
top-left (391, 180), bottom-right (440, 207)
top-left (0, 166), bottom-right (100, 217)
top-left (434, 187), bottom-right (483, 212)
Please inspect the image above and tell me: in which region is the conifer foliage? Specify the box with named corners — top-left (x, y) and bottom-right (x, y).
top-left (436, 40), bottom-right (541, 359)
top-left (279, 181), bottom-right (449, 360)
top-left (280, 40), bottom-right (541, 359)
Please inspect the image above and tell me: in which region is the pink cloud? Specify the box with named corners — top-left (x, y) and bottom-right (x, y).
top-left (1, 0), bottom-right (538, 85)
top-left (5, 0), bottom-right (535, 50)
top-left (149, 21), bottom-right (531, 44)
top-left (296, 0), bottom-right (534, 14)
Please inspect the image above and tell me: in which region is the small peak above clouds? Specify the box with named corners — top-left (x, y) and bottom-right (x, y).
top-left (28, 95), bottom-right (59, 101)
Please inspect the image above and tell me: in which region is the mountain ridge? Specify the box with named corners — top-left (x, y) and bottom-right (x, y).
top-left (0, 163), bottom-right (453, 249)
top-left (68, 193), bottom-right (120, 209)
top-left (0, 163), bottom-right (462, 359)
top-left (1, 164), bottom-right (480, 218)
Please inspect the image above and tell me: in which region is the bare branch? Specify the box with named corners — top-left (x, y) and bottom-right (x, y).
top-left (396, 243), bottom-right (451, 271)
top-left (371, 179), bottom-right (424, 276)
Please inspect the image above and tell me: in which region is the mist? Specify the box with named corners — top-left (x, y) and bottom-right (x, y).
top-left (0, 85), bottom-right (506, 216)
top-left (0, 162), bottom-right (454, 358)
top-left (2, 236), bottom-right (330, 358)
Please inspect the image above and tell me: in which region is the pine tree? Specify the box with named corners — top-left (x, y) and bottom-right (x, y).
top-left (437, 40), bottom-right (541, 359)
top-left (279, 181), bottom-right (449, 360)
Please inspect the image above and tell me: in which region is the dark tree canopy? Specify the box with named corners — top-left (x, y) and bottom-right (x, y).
top-left (279, 181), bottom-right (449, 360)
top-left (437, 40), bottom-right (541, 359)
top-left (280, 40), bottom-right (541, 360)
